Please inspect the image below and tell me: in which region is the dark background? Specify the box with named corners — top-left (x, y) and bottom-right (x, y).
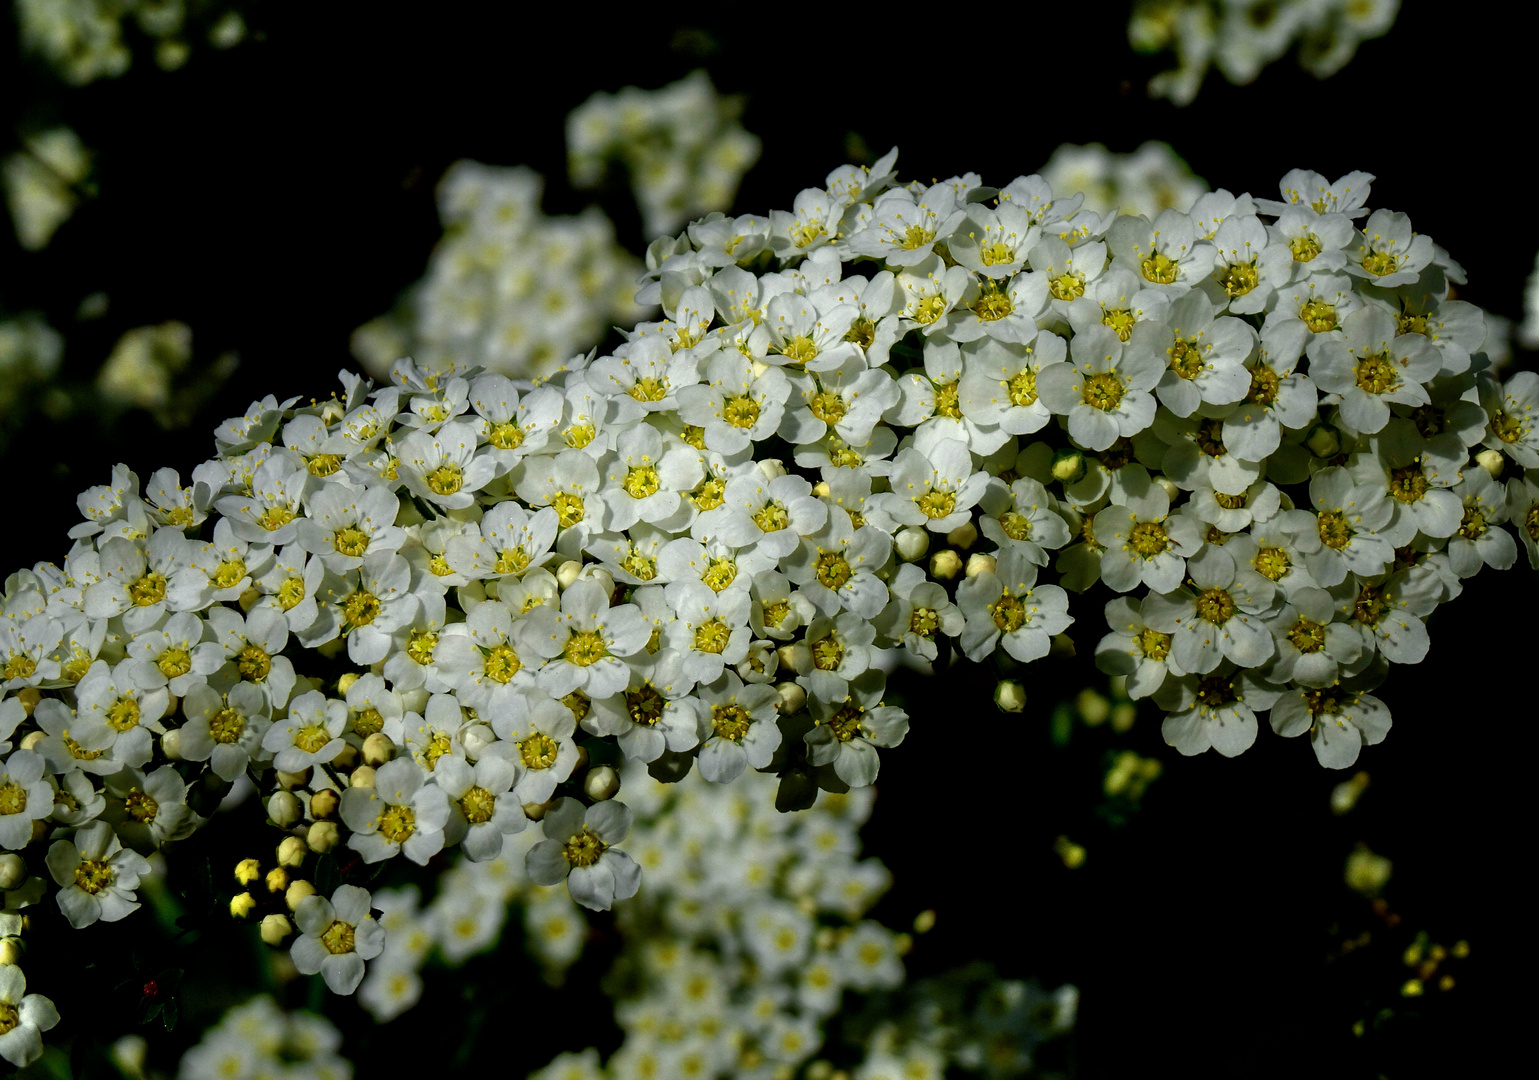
top-left (1, 2), bottom-right (1532, 1076)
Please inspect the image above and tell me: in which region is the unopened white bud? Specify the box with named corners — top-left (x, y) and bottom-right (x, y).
top-left (284, 879), bottom-right (316, 911)
top-left (776, 642), bottom-right (811, 674)
top-left (1051, 447), bottom-right (1086, 484)
top-left (18, 732), bottom-right (43, 753)
top-left (895, 527), bottom-right (929, 562)
top-left (349, 765), bottom-right (377, 789)
top-left (583, 765), bottom-right (620, 801)
top-left (362, 733), bottom-right (396, 767)
top-left (758, 458), bottom-right (787, 481)
top-left (260, 913), bottom-right (293, 946)
top-left (1154, 476), bottom-right (1179, 502)
top-left (556, 560), bottom-right (584, 589)
top-left (460, 725), bottom-right (497, 759)
top-left (276, 836), bottom-right (307, 868)
top-left (1305, 423), bottom-right (1341, 459)
top-left (586, 567), bottom-right (616, 598)
top-left (0, 937), bottom-right (24, 966)
top-left (994, 680), bottom-right (1027, 713)
top-left (946, 520), bottom-right (978, 550)
top-left (267, 791), bottom-right (302, 828)
top-left (160, 728), bottom-right (183, 760)
top-left (276, 768), bottom-right (309, 791)
top-left (306, 821), bottom-right (340, 853)
top-left (0, 854), bottom-right (26, 891)
top-left (1476, 449), bottom-right (1504, 478)
top-left (929, 549), bottom-right (963, 581)
top-left (398, 687), bottom-right (430, 715)
top-left (965, 552), bottom-right (996, 578)
top-left (776, 682), bottom-right (807, 714)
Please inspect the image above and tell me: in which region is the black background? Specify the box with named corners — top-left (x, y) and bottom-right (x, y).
top-left (1, 2), bottom-right (1532, 1076)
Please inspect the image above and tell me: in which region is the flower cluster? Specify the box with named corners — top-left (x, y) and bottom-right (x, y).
top-left (0, 314), bottom-right (63, 425)
top-left (15, 0), bottom-right (247, 86)
top-left (1038, 141), bottom-right (1207, 221)
top-left (566, 70), bottom-right (761, 240)
top-left (3, 126), bottom-right (90, 252)
top-left (1130, 0), bottom-right (1399, 104)
top-left (352, 161), bottom-right (652, 382)
top-left (174, 994), bottom-right (349, 1080)
top-left (1, 150), bottom-right (1535, 1064)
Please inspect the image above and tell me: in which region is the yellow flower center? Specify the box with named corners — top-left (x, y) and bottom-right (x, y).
top-left (693, 618), bottom-right (732, 654)
top-left (259, 505), bottom-right (296, 532)
top-left (777, 334), bottom-right (820, 366)
top-left (334, 526), bottom-right (370, 558)
top-left (426, 464), bottom-right (464, 496)
top-left (483, 643), bottom-right (522, 683)
top-left (917, 490), bottom-right (956, 519)
top-left (563, 631), bottom-right (608, 667)
top-left (812, 637), bottom-right (844, 671)
top-left (1048, 271), bottom-right (1083, 301)
top-left (1194, 587), bottom-right (1236, 624)
top-left (1081, 372), bottom-right (1125, 412)
top-left (406, 629), bottom-right (438, 665)
top-left (1355, 353), bottom-right (1401, 395)
top-left (308, 454), bottom-right (342, 477)
top-left (321, 919), bottom-right (356, 955)
top-left (1353, 584), bottom-right (1387, 627)
top-left (1140, 251), bottom-right (1179, 284)
top-left (899, 223), bottom-right (934, 251)
top-left (106, 696), bottom-right (140, 732)
top-left (1388, 464), bottom-right (1429, 504)
top-left (1288, 234), bottom-right (1321, 262)
top-left (1317, 509), bottom-right (1353, 550)
top-left (563, 825), bottom-right (607, 867)
top-left (621, 548), bottom-right (657, 581)
top-left (1300, 299), bottom-right (1337, 333)
top-left (909, 607), bottom-right (939, 637)
top-left (74, 857), bottom-right (114, 895)
top-left (277, 576), bottom-right (305, 610)
top-left (711, 704), bottom-right (752, 742)
top-left (157, 646), bottom-right (192, 678)
top-left (1288, 619), bottom-right (1327, 653)
top-left (342, 589), bottom-right (381, 627)
top-left (1129, 520), bottom-right (1168, 557)
top-left (459, 786), bottom-right (496, 824)
top-left (213, 557), bottom-right (246, 589)
top-left (129, 571), bottom-right (167, 607)
top-left (551, 492), bottom-right (585, 528)
top-left (826, 703), bottom-right (866, 742)
top-left (351, 707), bottom-right (383, 737)
top-left (623, 465), bottom-right (660, 499)
top-left (723, 395), bottom-right (761, 429)
top-left (489, 421), bottom-right (525, 449)
top-left (809, 391), bottom-right (846, 425)
top-left (761, 600), bottom-right (790, 628)
top-left (520, 733), bottom-right (559, 770)
top-left (378, 804), bottom-right (416, 844)
top-left (989, 594), bottom-right (1026, 632)
top-left (689, 477), bottom-right (726, 511)
top-left (1, 654), bottom-right (35, 681)
top-left (1168, 339), bottom-right (1204, 380)
top-left (1103, 308), bottom-right (1137, 341)
top-left (0, 782), bottom-right (27, 815)
top-left (626, 685), bottom-right (667, 726)
top-left (1360, 249), bottom-right (1399, 277)
top-left (1254, 547), bottom-right (1291, 581)
top-left (234, 643), bottom-right (270, 681)
top-left (1245, 365), bottom-right (1280, 407)
top-left (814, 552), bottom-right (853, 590)
top-left (294, 724), bottom-right (332, 753)
top-left (1137, 627), bottom-right (1171, 661)
top-left (934, 382), bottom-right (962, 418)
top-left (1008, 368), bottom-right (1038, 407)
top-left (1217, 261), bottom-right (1259, 297)
top-left (973, 281), bottom-right (1015, 320)
top-left (125, 787), bottom-right (158, 823)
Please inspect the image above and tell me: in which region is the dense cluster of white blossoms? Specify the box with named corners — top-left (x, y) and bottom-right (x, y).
top-left (174, 995), bottom-right (349, 1080)
top-left (2, 149), bottom-right (1536, 1065)
top-left (1038, 142), bottom-right (1207, 222)
top-left (15, 0), bottom-right (247, 85)
top-left (352, 161), bottom-right (653, 383)
top-left (566, 71), bottom-right (761, 240)
top-left (1130, 0), bottom-right (1398, 104)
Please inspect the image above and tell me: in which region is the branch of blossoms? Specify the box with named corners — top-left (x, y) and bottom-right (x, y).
top-left (0, 149), bottom-right (1535, 1066)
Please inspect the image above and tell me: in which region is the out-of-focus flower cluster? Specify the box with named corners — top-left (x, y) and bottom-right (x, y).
top-left (567, 71), bottom-right (761, 241)
top-left (3, 126), bottom-right (91, 252)
top-left (2, 148), bottom-right (1535, 1067)
top-left (352, 162), bottom-right (653, 383)
top-left (0, 314), bottom-right (63, 422)
top-left (174, 995), bottom-right (348, 1080)
top-left (1130, 0), bottom-right (1399, 105)
top-left (1038, 142), bottom-right (1207, 222)
top-left (15, 0), bottom-right (247, 85)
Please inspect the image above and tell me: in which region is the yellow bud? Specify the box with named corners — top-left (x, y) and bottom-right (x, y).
top-left (522, 800), bottom-right (549, 822)
top-left (812, 481), bottom-right (831, 498)
top-left (265, 867), bottom-right (289, 894)
top-left (306, 821), bottom-right (340, 853)
top-left (1054, 835), bottom-right (1086, 869)
top-left (14, 687), bottom-right (41, 717)
top-left (913, 909), bottom-right (937, 934)
top-left (1304, 423), bottom-right (1341, 459)
top-left (234, 858), bottom-right (262, 886)
top-left (1050, 447), bottom-right (1086, 483)
top-left (776, 642), bottom-right (811, 674)
top-left (284, 879), bottom-right (316, 911)
top-left (894, 932), bottom-right (913, 956)
top-left (332, 743), bottom-right (358, 769)
top-left (229, 892), bottom-right (257, 919)
top-left (1475, 448), bottom-right (1504, 478)
top-left (349, 765), bottom-right (377, 789)
top-left (260, 913), bottom-right (293, 946)
top-left (555, 560), bottom-right (584, 590)
top-left (1110, 702), bottom-right (1137, 732)
top-left (336, 672), bottom-right (361, 695)
top-left (276, 768), bottom-right (310, 791)
top-left (1077, 689), bottom-right (1110, 725)
top-left (929, 549), bottom-right (963, 581)
top-left (238, 586), bottom-right (261, 612)
top-left (1400, 978), bottom-right (1423, 997)
top-left (362, 733), bottom-right (396, 767)
top-left (18, 731), bottom-right (44, 753)
top-left (945, 520), bottom-right (978, 550)
top-left (276, 836), bottom-right (307, 868)
top-left (0, 936), bottom-right (24, 966)
top-left (309, 789), bottom-right (340, 821)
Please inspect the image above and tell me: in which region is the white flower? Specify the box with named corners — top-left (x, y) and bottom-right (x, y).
top-left (1036, 324), bottom-right (1161, 451)
top-left (803, 671), bottom-right (909, 787)
top-left (694, 671), bottom-right (780, 783)
top-left (956, 548), bottom-right (1073, 663)
top-left (433, 754), bottom-right (527, 862)
top-left (291, 884), bottom-right (386, 995)
top-left (0, 965), bottom-right (60, 1068)
top-left (261, 688), bottom-right (348, 773)
top-left (340, 756), bottom-right (450, 865)
top-left (1306, 306), bottom-right (1439, 434)
top-left (0, 749), bottom-right (53, 848)
top-left (1270, 682), bottom-right (1392, 769)
top-left (1140, 546), bottom-right (1276, 674)
top-left (526, 798), bottom-right (641, 911)
top-left (1156, 665), bottom-right (1281, 758)
top-left (45, 819), bottom-right (151, 928)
